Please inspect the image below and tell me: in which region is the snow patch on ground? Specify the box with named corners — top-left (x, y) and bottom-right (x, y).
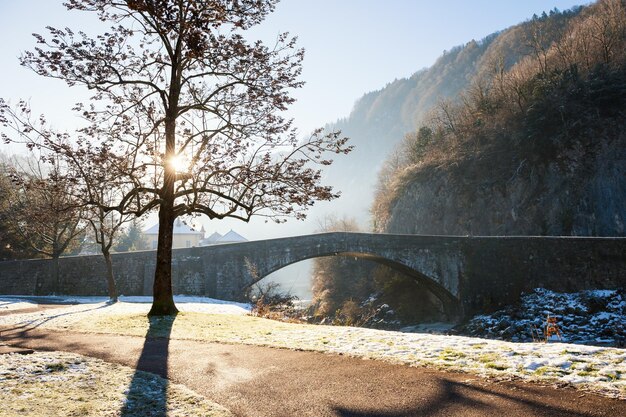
top-left (0, 298), bottom-right (39, 312)
top-left (459, 288), bottom-right (626, 347)
top-left (0, 295), bottom-right (251, 315)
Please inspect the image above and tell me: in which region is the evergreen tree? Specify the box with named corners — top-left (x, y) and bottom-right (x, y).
top-left (115, 220), bottom-right (147, 252)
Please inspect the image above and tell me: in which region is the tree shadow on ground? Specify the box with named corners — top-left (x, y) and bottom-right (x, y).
top-left (0, 303), bottom-right (110, 336)
top-left (333, 377), bottom-right (596, 417)
top-left (119, 314), bottom-right (176, 417)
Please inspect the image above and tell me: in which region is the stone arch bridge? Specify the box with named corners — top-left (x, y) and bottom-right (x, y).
top-left (0, 233), bottom-right (624, 320)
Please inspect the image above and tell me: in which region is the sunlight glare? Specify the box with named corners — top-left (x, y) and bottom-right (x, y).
top-left (168, 154), bottom-right (189, 173)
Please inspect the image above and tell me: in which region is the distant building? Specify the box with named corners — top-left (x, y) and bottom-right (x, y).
top-left (200, 231), bottom-right (223, 246)
top-left (143, 220), bottom-right (205, 249)
top-left (217, 229), bottom-right (248, 244)
top-left (199, 229), bottom-right (248, 246)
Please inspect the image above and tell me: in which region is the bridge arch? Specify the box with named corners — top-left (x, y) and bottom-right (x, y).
top-left (3, 232), bottom-right (622, 321)
top-left (246, 249), bottom-right (462, 320)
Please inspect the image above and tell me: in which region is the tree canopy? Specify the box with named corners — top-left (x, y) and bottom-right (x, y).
top-left (1, 0), bottom-right (350, 315)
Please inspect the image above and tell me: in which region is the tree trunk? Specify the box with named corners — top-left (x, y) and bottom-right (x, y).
top-left (52, 256), bottom-right (60, 295)
top-left (52, 238), bottom-right (60, 293)
top-left (103, 249), bottom-right (118, 303)
top-left (148, 117), bottom-right (179, 316)
top-left (149, 202), bottom-right (178, 315)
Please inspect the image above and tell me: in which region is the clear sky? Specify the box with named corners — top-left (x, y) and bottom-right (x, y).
top-left (0, 0), bottom-right (590, 238)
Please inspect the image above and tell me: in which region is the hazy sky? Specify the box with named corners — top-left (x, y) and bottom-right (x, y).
top-left (0, 0), bottom-right (590, 238)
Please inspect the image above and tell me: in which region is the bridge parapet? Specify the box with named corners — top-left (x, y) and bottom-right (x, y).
top-left (0, 233), bottom-right (624, 321)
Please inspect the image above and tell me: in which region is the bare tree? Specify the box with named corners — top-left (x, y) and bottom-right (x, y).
top-left (4, 155), bottom-right (86, 291)
top-left (86, 193), bottom-right (134, 303)
top-left (523, 13), bottom-right (554, 74)
top-left (310, 215), bottom-right (371, 318)
top-left (586, 0), bottom-right (626, 66)
top-left (2, 0), bottom-right (350, 315)
top-left (0, 157), bottom-right (39, 260)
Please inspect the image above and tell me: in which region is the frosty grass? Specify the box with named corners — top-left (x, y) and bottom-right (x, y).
top-left (0, 350), bottom-right (232, 417)
top-left (0, 295), bottom-right (624, 399)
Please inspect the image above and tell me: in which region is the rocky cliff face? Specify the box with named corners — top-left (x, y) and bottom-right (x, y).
top-left (376, 1), bottom-right (626, 238)
top-left (385, 133), bottom-right (626, 236)
top-left (318, 16), bottom-right (566, 223)
top-left (319, 7), bottom-right (586, 226)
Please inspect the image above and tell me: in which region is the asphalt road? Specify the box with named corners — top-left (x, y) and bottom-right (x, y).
top-left (1, 310), bottom-right (625, 417)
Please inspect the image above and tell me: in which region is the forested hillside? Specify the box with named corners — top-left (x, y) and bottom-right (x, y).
top-left (311, 0), bottom-right (626, 324)
top-left (372, 0), bottom-right (626, 236)
top-left (322, 5), bottom-right (584, 224)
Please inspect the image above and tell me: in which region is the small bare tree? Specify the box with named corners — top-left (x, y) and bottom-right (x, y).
top-left (86, 195), bottom-right (134, 303)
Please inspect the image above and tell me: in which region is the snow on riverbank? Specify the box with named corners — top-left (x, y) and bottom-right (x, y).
top-left (0, 296), bottom-right (624, 399)
top-left (458, 289), bottom-right (626, 347)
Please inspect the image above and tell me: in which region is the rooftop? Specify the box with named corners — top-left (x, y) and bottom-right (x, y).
top-left (144, 220), bottom-right (204, 235)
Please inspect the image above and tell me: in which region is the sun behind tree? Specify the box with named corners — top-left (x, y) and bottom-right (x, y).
top-left (3, 0), bottom-right (350, 315)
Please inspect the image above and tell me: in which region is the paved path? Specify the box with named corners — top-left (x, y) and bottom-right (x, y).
top-left (1, 321), bottom-right (625, 416)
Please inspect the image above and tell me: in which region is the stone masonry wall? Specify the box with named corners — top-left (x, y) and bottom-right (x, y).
top-left (0, 248), bottom-right (216, 298)
top-left (0, 234), bottom-right (624, 321)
